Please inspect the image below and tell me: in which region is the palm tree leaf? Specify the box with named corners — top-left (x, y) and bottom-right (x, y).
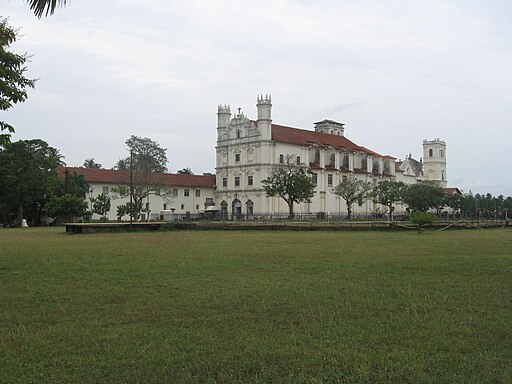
top-left (27, 0), bottom-right (67, 18)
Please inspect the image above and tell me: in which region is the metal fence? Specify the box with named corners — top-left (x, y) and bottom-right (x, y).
top-left (152, 211), bottom-right (509, 223)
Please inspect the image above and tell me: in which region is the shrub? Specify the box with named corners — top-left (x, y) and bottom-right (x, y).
top-left (410, 212), bottom-right (437, 226)
top-left (160, 222), bottom-right (177, 231)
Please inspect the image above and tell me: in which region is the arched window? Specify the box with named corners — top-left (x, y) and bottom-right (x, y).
top-left (429, 149), bottom-right (433, 157)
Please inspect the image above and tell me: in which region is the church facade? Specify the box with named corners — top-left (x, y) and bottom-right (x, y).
top-left (214, 95), bottom-right (447, 218)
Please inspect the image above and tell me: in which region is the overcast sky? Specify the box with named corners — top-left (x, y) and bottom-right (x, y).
top-left (3, 0), bottom-right (512, 195)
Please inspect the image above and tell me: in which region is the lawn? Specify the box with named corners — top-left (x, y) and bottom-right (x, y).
top-left (0, 228), bottom-right (511, 383)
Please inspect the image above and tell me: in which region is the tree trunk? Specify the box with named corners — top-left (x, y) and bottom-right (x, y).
top-left (388, 206), bottom-right (394, 221)
top-left (347, 202), bottom-right (352, 220)
top-left (288, 201), bottom-right (294, 220)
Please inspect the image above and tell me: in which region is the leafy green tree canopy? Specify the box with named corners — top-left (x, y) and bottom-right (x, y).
top-left (371, 180), bottom-right (408, 220)
top-left (0, 139), bottom-right (63, 225)
top-left (83, 158), bottom-right (102, 169)
top-left (46, 193), bottom-right (87, 223)
top-left (111, 136), bottom-right (169, 221)
top-left (332, 176), bottom-right (372, 219)
top-left (91, 193), bottom-right (111, 221)
top-left (402, 181), bottom-right (444, 213)
top-left (262, 155), bottom-right (316, 219)
top-left (177, 167), bottom-right (193, 175)
top-left (0, 18), bottom-right (36, 146)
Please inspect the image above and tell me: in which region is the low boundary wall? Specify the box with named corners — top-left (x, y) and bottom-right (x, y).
top-left (65, 220), bottom-right (509, 234)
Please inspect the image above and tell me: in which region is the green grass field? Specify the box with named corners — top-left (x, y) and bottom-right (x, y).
top-left (1, 228), bottom-right (511, 383)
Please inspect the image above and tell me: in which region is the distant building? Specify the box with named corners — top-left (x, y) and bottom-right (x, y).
top-left (56, 167), bottom-right (215, 221)
top-left (58, 95), bottom-right (453, 220)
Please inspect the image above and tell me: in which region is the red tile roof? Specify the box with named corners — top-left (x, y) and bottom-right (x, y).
top-left (271, 124), bottom-right (382, 157)
top-left (444, 187), bottom-right (462, 195)
top-left (56, 167), bottom-right (216, 188)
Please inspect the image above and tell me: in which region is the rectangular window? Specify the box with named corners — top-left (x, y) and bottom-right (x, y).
top-left (163, 203), bottom-right (167, 210)
top-left (180, 204), bottom-right (184, 210)
top-left (172, 188), bottom-right (178, 197)
top-left (279, 154), bottom-right (284, 164)
top-left (222, 177), bottom-right (227, 187)
top-left (196, 204), bottom-right (199, 210)
top-left (296, 156), bottom-right (300, 165)
top-left (234, 176), bottom-right (240, 187)
top-left (195, 189), bottom-right (200, 197)
top-left (102, 186), bottom-right (109, 195)
top-left (184, 189), bottom-right (190, 197)
top-left (342, 175), bottom-right (348, 183)
top-left (235, 153), bottom-right (240, 162)
top-left (312, 173), bottom-right (317, 186)
top-left (248, 175), bottom-right (253, 186)
top-left (155, 188), bottom-right (161, 196)
top-left (328, 174), bottom-right (333, 187)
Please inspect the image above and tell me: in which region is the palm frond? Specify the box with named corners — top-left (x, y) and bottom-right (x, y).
top-left (27, 0), bottom-right (67, 18)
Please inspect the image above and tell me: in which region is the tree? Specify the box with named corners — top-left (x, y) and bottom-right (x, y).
top-left (0, 139), bottom-right (63, 226)
top-left (83, 158), bottom-right (102, 169)
top-left (443, 193), bottom-right (465, 215)
top-left (332, 176), bottom-right (372, 220)
top-left (57, 170), bottom-right (89, 198)
top-left (46, 194), bottom-right (87, 223)
top-left (177, 167), bottom-right (193, 175)
top-left (91, 193), bottom-right (111, 221)
top-left (27, 0), bottom-right (67, 18)
top-left (402, 181), bottom-right (444, 213)
top-left (261, 156), bottom-right (316, 219)
top-left (110, 136), bottom-right (169, 221)
top-left (114, 158), bottom-right (128, 171)
top-left (371, 180), bottom-right (408, 221)
top-left (0, 19), bottom-right (37, 146)
top-left (202, 172), bottom-right (215, 176)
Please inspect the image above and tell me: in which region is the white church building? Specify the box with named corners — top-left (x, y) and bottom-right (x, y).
top-left (214, 95), bottom-right (447, 218)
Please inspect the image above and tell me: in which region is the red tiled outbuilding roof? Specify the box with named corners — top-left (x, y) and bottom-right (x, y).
top-left (56, 167), bottom-right (216, 188)
top-left (444, 187), bottom-right (462, 195)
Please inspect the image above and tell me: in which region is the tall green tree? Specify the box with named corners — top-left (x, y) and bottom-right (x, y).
top-left (27, 0), bottom-right (67, 18)
top-left (0, 19), bottom-right (37, 146)
top-left (262, 155), bottom-right (316, 219)
top-left (372, 180), bottom-right (408, 221)
top-left (58, 170), bottom-right (90, 199)
top-left (83, 158), bottom-right (102, 169)
top-left (402, 181), bottom-right (444, 213)
top-left (0, 139), bottom-right (64, 225)
top-left (332, 176), bottom-right (372, 220)
top-left (111, 136), bottom-right (169, 221)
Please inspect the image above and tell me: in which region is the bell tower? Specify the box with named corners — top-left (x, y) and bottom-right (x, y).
top-left (256, 94), bottom-right (272, 141)
top-left (217, 104), bottom-right (231, 140)
top-left (422, 138), bottom-right (447, 187)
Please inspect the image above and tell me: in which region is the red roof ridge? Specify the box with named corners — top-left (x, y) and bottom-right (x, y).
top-left (56, 166), bottom-right (216, 188)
